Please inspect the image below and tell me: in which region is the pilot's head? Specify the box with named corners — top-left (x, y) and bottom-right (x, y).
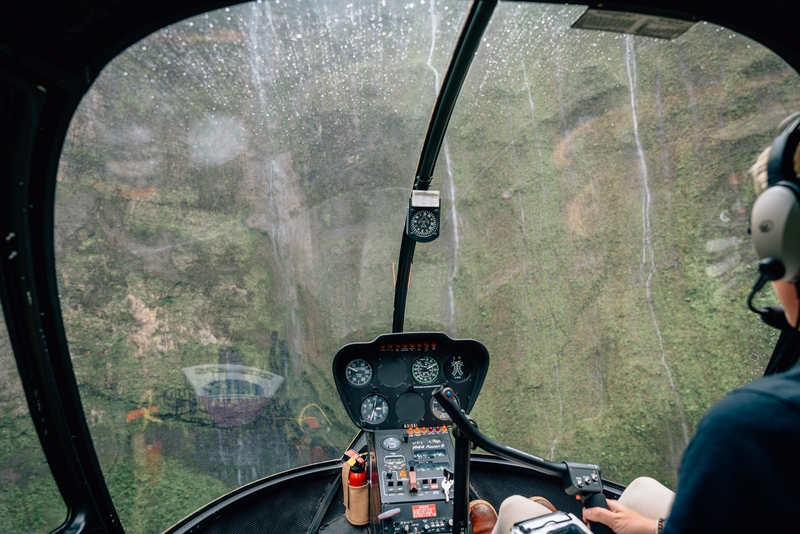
top-left (749, 115), bottom-right (800, 326)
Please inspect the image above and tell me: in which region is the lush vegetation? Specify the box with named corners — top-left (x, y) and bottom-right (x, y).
top-left (1, 1), bottom-right (799, 533)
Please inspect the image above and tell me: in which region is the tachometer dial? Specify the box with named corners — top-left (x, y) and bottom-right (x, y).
top-left (411, 355), bottom-right (439, 384)
top-left (431, 395), bottom-right (459, 421)
top-left (345, 358), bottom-right (373, 387)
top-left (360, 394), bottom-right (389, 425)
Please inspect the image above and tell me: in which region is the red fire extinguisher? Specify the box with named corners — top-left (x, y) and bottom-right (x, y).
top-left (344, 449), bottom-right (367, 486)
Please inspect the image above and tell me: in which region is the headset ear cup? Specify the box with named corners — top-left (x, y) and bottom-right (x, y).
top-left (751, 182), bottom-right (800, 281)
top-left (767, 117), bottom-right (800, 186)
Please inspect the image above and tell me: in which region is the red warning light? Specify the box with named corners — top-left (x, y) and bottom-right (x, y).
top-left (403, 343), bottom-right (408, 349)
top-left (431, 343), bottom-right (437, 349)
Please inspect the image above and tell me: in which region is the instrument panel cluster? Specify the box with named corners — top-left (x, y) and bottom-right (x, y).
top-left (332, 332), bottom-right (489, 430)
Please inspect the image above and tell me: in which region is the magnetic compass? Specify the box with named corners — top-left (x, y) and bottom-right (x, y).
top-left (406, 191), bottom-right (441, 243)
top-left (409, 210), bottom-right (438, 239)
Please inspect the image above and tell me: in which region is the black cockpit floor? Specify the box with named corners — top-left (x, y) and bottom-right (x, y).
top-left (186, 455), bottom-right (604, 534)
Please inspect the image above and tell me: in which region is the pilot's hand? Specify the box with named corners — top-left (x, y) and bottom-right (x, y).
top-left (582, 499), bottom-right (657, 534)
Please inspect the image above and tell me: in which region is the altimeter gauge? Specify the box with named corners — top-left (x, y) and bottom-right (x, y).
top-left (431, 395), bottom-right (459, 421)
top-left (345, 358), bottom-right (373, 387)
top-left (411, 355), bottom-right (439, 384)
top-left (360, 394), bottom-right (389, 425)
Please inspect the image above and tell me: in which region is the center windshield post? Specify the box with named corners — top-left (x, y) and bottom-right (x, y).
top-left (392, 0), bottom-right (497, 333)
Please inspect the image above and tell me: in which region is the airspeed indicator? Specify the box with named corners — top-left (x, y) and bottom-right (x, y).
top-left (345, 358), bottom-right (373, 387)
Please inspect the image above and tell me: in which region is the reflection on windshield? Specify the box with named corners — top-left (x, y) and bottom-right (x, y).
top-left (56, 1), bottom-right (467, 532)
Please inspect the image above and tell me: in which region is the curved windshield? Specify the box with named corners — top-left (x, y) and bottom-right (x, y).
top-left (421, 3), bottom-right (798, 486)
top-left (55, 0), bottom-right (800, 531)
top-left (55, 1), bottom-right (467, 532)
top-left (0, 315), bottom-right (66, 531)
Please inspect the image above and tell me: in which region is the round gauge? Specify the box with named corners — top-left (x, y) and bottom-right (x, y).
top-left (444, 355), bottom-right (472, 383)
top-left (412, 355), bottom-right (439, 384)
top-left (381, 435), bottom-right (403, 451)
top-left (431, 395), bottom-right (459, 421)
top-left (409, 209), bottom-right (438, 239)
top-left (360, 394), bottom-right (389, 425)
top-left (345, 358), bottom-right (373, 387)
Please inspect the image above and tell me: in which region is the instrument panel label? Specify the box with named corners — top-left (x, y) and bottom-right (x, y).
top-left (412, 504), bottom-right (437, 518)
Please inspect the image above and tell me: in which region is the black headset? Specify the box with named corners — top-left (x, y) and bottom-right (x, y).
top-left (749, 118), bottom-right (800, 373)
top-left (750, 117), bottom-right (800, 283)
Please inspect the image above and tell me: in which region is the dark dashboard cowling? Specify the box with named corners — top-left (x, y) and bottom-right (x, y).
top-left (332, 332), bottom-right (489, 431)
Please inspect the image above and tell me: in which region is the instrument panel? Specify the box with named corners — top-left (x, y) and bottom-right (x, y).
top-left (332, 332), bottom-right (489, 430)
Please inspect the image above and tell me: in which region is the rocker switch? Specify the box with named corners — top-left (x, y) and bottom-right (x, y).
top-left (409, 467), bottom-right (418, 493)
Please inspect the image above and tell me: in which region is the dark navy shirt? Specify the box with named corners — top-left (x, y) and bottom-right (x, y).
top-left (663, 332), bottom-right (800, 533)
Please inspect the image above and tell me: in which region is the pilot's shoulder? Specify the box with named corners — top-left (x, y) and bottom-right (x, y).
top-left (704, 368), bottom-right (800, 430)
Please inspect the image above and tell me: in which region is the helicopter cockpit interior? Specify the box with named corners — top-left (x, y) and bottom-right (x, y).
top-left (332, 333), bottom-right (490, 534)
top-left (2, 1), bottom-right (800, 533)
